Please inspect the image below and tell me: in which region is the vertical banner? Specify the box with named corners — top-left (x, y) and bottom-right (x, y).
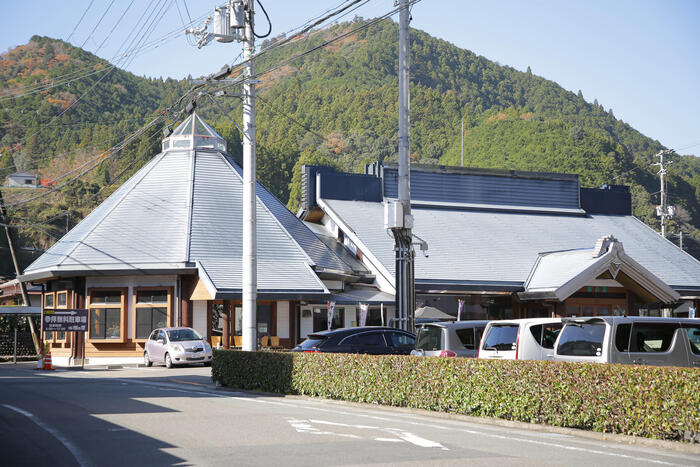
top-left (327, 301), bottom-right (336, 330)
top-left (359, 303), bottom-right (369, 327)
top-left (457, 299), bottom-right (465, 321)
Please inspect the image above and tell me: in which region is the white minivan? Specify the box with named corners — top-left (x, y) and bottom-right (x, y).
top-left (478, 318), bottom-right (563, 360)
top-left (553, 316), bottom-right (700, 367)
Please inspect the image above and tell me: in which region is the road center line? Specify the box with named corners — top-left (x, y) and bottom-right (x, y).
top-left (2, 404), bottom-right (91, 467)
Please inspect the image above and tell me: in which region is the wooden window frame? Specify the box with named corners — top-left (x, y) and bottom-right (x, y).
top-left (131, 286), bottom-right (173, 343)
top-left (55, 290), bottom-right (72, 343)
top-left (43, 292), bottom-right (56, 343)
top-left (87, 287), bottom-right (128, 343)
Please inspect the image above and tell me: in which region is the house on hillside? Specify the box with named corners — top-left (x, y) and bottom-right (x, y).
top-left (5, 172), bottom-right (37, 188)
top-left (20, 113), bottom-right (388, 366)
top-left (298, 163), bottom-right (700, 320)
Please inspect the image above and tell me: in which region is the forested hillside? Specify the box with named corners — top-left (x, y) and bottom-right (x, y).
top-left (1, 18), bottom-right (699, 277)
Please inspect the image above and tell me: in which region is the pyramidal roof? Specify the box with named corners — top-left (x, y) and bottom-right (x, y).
top-left (21, 114), bottom-right (355, 298)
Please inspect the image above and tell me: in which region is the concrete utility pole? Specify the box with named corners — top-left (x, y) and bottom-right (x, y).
top-left (460, 113), bottom-right (465, 167)
top-left (0, 189), bottom-right (29, 307)
top-left (241, 0), bottom-right (257, 352)
top-left (653, 149), bottom-right (674, 238)
top-left (186, 0), bottom-right (258, 351)
top-left (391, 0), bottom-right (415, 333)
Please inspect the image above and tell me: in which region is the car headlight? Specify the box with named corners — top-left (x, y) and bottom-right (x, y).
top-left (204, 341), bottom-right (212, 351)
top-left (172, 344), bottom-right (184, 353)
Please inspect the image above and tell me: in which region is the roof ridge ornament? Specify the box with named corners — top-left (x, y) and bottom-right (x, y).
top-left (592, 234), bottom-right (617, 258)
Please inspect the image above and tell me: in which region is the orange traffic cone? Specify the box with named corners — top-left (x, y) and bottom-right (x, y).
top-left (43, 351), bottom-right (54, 370)
top-left (34, 350), bottom-right (44, 370)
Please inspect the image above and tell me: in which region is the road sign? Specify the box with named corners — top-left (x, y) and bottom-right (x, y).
top-left (43, 309), bottom-right (88, 332)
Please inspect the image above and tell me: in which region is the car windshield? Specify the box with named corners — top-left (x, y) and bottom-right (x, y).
top-left (556, 322), bottom-right (606, 356)
top-left (167, 329), bottom-right (202, 342)
top-left (482, 325), bottom-right (518, 351)
top-left (415, 326), bottom-right (442, 351)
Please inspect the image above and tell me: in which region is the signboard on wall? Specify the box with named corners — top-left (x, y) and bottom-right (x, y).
top-left (43, 308), bottom-right (88, 332)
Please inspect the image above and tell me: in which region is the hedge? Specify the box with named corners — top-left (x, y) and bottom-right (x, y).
top-left (211, 350), bottom-right (700, 442)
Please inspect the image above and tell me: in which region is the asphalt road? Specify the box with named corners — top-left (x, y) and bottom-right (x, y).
top-left (0, 362), bottom-right (698, 467)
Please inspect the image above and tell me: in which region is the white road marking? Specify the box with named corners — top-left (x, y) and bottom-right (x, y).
top-left (288, 418), bottom-right (448, 450)
top-left (116, 377), bottom-right (695, 466)
top-left (2, 404), bottom-right (91, 467)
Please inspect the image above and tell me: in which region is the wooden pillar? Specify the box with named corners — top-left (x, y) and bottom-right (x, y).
top-left (222, 300), bottom-right (231, 349)
top-left (180, 275), bottom-right (194, 328)
top-left (206, 301), bottom-right (213, 343)
top-left (72, 278), bottom-right (86, 361)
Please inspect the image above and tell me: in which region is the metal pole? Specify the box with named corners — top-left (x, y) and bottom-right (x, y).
top-left (13, 324), bottom-right (17, 364)
top-left (392, 0), bottom-right (415, 333)
top-left (242, 0), bottom-right (257, 351)
top-left (460, 114), bottom-right (464, 167)
top-left (680, 231), bottom-right (684, 251)
top-left (660, 151), bottom-right (666, 238)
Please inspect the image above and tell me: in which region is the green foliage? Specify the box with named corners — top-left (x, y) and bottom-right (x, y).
top-left (212, 350), bottom-right (700, 442)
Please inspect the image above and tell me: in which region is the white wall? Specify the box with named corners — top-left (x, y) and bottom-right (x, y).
top-left (193, 300), bottom-right (207, 338)
top-left (300, 306), bottom-right (314, 340)
top-left (277, 301), bottom-right (290, 339)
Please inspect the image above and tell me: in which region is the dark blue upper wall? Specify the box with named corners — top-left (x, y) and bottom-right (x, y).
top-left (302, 165), bottom-right (382, 211)
top-left (381, 164), bottom-right (580, 210)
top-left (580, 185), bottom-right (631, 215)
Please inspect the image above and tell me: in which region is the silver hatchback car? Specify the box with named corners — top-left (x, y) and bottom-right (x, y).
top-left (144, 327), bottom-right (213, 368)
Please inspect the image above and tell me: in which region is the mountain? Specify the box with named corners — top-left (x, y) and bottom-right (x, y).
top-left (1, 20), bottom-right (699, 277)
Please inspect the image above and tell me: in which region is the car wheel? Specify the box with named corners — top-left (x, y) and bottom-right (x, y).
top-left (165, 353), bottom-right (173, 369)
top-left (143, 351), bottom-right (152, 367)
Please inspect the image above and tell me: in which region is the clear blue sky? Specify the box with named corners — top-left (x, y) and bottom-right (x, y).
top-left (1, 0), bottom-right (698, 156)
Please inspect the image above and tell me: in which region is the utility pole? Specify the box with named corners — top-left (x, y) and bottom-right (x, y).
top-left (241, 0), bottom-right (257, 352)
top-left (391, 0), bottom-right (415, 333)
top-left (460, 113), bottom-right (464, 167)
top-left (680, 231), bottom-right (684, 251)
top-left (0, 188), bottom-right (39, 354)
top-left (653, 149), bottom-right (674, 238)
top-left (186, 1), bottom-right (258, 351)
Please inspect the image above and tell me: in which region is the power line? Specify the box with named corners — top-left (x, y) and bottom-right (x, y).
top-left (95, 0), bottom-right (137, 53)
top-left (80, 0), bottom-right (117, 49)
top-left (66, 0), bottom-right (96, 42)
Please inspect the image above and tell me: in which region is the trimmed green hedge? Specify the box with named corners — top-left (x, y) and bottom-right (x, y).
top-left (212, 350), bottom-right (700, 442)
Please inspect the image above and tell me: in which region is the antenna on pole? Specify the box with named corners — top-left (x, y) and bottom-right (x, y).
top-left (652, 149), bottom-right (675, 238)
top-left (186, 0), bottom-right (258, 351)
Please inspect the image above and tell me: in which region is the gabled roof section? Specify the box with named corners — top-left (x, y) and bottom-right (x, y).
top-left (519, 236), bottom-right (680, 303)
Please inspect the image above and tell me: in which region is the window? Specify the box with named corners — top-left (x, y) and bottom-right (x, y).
top-left (482, 324), bottom-right (518, 351)
top-left (24, 179), bottom-right (33, 185)
top-left (313, 307), bottom-right (344, 332)
top-left (455, 328), bottom-right (477, 350)
top-left (342, 331), bottom-right (385, 346)
top-left (233, 304), bottom-right (273, 336)
top-left (55, 291), bottom-right (70, 342)
top-left (615, 323), bottom-right (631, 352)
top-left (88, 288), bottom-right (126, 342)
top-left (133, 288), bottom-right (171, 341)
top-left (556, 322), bottom-right (606, 356)
top-left (44, 293), bottom-right (55, 308)
top-left (629, 323), bottom-right (678, 353)
top-left (386, 331), bottom-right (414, 348)
top-left (415, 326), bottom-right (442, 351)
top-left (683, 325), bottom-right (700, 355)
top-left (356, 307), bottom-right (384, 326)
top-left (57, 292), bottom-right (67, 307)
top-left (529, 323), bottom-right (562, 349)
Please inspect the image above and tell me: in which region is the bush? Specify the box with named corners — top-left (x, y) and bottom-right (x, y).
top-left (212, 350), bottom-right (700, 442)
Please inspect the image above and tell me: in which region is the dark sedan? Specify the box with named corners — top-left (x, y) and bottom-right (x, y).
top-left (292, 326), bottom-right (416, 355)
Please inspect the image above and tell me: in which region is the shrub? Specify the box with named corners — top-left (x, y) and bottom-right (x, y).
top-left (211, 350), bottom-right (700, 442)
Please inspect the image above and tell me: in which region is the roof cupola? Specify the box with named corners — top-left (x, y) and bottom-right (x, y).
top-left (161, 112), bottom-right (227, 152)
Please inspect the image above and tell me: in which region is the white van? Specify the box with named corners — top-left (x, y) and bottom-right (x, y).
top-left (553, 316), bottom-right (700, 368)
top-left (478, 318), bottom-right (563, 360)
top-left (412, 320), bottom-right (489, 357)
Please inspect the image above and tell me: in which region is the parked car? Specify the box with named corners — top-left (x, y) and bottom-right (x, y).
top-left (479, 318), bottom-right (563, 360)
top-left (144, 327), bottom-right (213, 368)
top-left (553, 316), bottom-right (700, 367)
top-left (411, 320), bottom-right (489, 357)
top-left (292, 326), bottom-right (416, 355)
